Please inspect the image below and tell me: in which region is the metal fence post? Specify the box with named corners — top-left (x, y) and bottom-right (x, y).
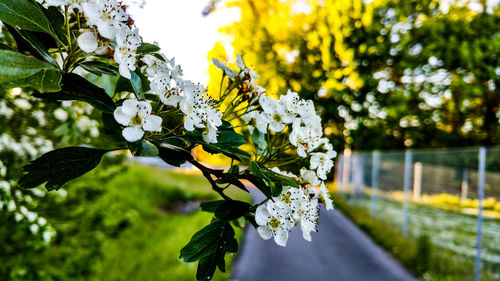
top-left (402, 150), bottom-right (413, 235)
top-left (475, 147), bottom-right (486, 281)
top-left (370, 151), bottom-right (380, 216)
top-left (337, 155), bottom-right (344, 195)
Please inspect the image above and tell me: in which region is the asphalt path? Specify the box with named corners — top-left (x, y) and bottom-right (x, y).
top-left (231, 192), bottom-right (417, 281)
top-left (133, 158), bottom-right (416, 281)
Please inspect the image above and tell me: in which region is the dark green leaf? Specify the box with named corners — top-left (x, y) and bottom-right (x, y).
top-left (217, 130), bottom-right (245, 147)
top-left (102, 113), bottom-right (126, 143)
top-left (202, 143), bottom-right (251, 161)
top-left (244, 174), bottom-right (272, 199)
top-left (180, 220), bottom-right (238, 281)
top-left (215, 173), bottom-right (248, 192)
top-left (136, 140), bottom-right (159, 156)
top-left (79, 61), bottom-right (119, 76)
top-left (18, 29), bottom-right (58, 66)
top-left (262, 168), bottom-right (300, 188)
top-left (130, 69), bottom-right (145, 100)
top-left (215, 200), bottom-right (251, 221)
top-left (157, 143), bottom-right (193, 167)
top-left (137, 43), bottom-right (161, 54)
top-left (41, 6), bottom-right (66, 44)
top-left (115, 71), bottom-right (150, 95)
top-left (0, 49), bottom-right (61, 92)
top-left (270, 182), bottom-right (283, 197)
top-left (19, 147), bottom-right (111, 190)
top-left (0, 42), bottom-right (14, 51)
top-left (200, 200), bottom-right (224, 213)
top-left (0, 0), bottom-right (56, 37)
top-left (34, 73), bottom-right (116, 113)
top-left (248, 162), bottom-right (270, 182)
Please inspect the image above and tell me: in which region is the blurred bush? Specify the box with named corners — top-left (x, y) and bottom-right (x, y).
top-left (211, 0), bottom-right (500, 151)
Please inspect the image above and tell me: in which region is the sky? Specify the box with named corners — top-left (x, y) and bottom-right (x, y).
top-left (125, 0), bottom-right (240, 85)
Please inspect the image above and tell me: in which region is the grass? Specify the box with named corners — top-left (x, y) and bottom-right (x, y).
top-left (96, 163), bottom-right (248, 281)
top-left (336, 193), bottom-right (500, 281)
top-left (34, 161), bottom-right (249, 281)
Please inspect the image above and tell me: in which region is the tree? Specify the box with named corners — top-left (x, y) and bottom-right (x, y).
top-left (210, 0), bottom-right (500, 150)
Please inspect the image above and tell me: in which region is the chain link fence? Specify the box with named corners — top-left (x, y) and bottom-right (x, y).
top-left (335, 147), bottom-right (500, 281)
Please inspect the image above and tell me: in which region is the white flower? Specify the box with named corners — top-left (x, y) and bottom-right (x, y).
top-left (320, 182), bottom-right (334, 210)
top-left (77, 31), bottom-right (98, 53)
top-left (113, 99), bottom-right (162, 142)
top-left (289, 120), bottom-right (324, 157)
top-left (142, 54), bottom-right (168, 77)
top-left (258, 95), bottom-right (294, 132)
top-left (310, 152), bottom-right (334, 180)
top-left (151, 74), bottom-right (182, 107)
top-left (179, 82), bottom-right (206, 131)
top-left (178, 82), bottom-right (222, 142)
top-left (274, 186), bottom-right (306, 221)
top-left (300, 168), bottom-right (321, 186)
top-left (212, 58), bottom-right (238, 79)
top-left (255, 201), bottom-right (293, 247)
top-left (82, 0), bottom-right (128, 40)
top-left (299, 193), bottom-right (319, 241)
top-left (114, 27), bottom-right (141, 79)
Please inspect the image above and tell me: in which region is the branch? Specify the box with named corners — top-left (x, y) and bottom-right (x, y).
top-left (187, 159), bottom-right (230, 201)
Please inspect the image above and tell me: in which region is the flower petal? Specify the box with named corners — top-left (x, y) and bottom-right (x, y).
top-left (257, 226), bottom-right (273, 240)
top-left (143, 115), bottom-right (162, 131)
top-left (255, 205), bottom-right (271, 226)
top-left (274, 228), bottom-right (289, 247)
top-left (113, 107), bottom-right (131, 126)
top-left (122, 127), bottom-right (144, 142)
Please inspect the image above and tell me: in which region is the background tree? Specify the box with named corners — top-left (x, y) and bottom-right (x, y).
top-left (209, 0), bottom-right (500, 151)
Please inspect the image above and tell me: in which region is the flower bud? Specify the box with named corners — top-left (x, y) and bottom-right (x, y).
top-left (77, 31), bottom-right (98, 53)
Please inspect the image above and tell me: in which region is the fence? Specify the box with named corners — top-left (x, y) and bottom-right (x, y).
top-left (335, 147), bottom-right (500, 281)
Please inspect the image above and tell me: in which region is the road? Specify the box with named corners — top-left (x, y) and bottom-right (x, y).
top-left (231, 193), bottom-right (417, 281)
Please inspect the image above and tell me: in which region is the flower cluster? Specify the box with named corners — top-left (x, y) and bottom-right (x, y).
top-left (26, 0), bottom-right (337, 254)
top-left (210, 55), bottom-right (337, 246)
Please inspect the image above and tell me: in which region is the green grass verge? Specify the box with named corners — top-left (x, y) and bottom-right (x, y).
top-left (24, 161), bottom-right (249, 281)
top-left (333, 193), bottom-right (497, 281)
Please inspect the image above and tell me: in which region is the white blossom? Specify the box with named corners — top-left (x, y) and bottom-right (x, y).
top-left (77, 31), bottom-right (98, 53)
top-left (82, 0), bottom-right (128, 40)
top-left (320, 182), bottom-right (334, 210)
top-left (114, 27), bottom-right (141, 79)
top-left (310, 152), bottom-right (334, 180)
top-left (255, 201), bottom-right (293, 247)
top-left (113, 99), bottom-right (162, 142)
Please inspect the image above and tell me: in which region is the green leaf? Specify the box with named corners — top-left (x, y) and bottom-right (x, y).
top-left (18, 29), bottom-right (57, 66)
top-left (0, 0), bottom-right (56, 36)
top-left (115, 71), bottom-right (150, 96)
top-left (215, 200), bottom-right (251, 221)
top-left (19, 147), bottom-right (111, 190)
top-left (136, 140), bottom-right (159, 157)
top-left (137, 43), bottom-right (161, 54)
top-left (157, 143), bottom-right (193, 167)
top-left (180, 220), bottom-right (238, 281)
top-left (130, 69), bottom-right (145, 100)
top-left (217, 130), bottom-right (245, 147)
top-left (215, 172), bottom-right (248, 192)
top-left (79, 61), bottom-right (119, 76)
top-left (200, 200), bottom-right (224, 213)
top-left (244, 174), bottom-right (272, 199)
top-left (262, 168), bottom-right (300, 188)
top-left (0, 42), bottom-right (14, 51)
top-left (202, 143), bottom-right (251, 161)
top-left (102, 113), bottom-right (126, 143)
top-left (34, 73), bottom-right (116, 113)
top-left (41, 6), bottom-right (66, 44)
top-left (0, 49), bottom-right (61, 92)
